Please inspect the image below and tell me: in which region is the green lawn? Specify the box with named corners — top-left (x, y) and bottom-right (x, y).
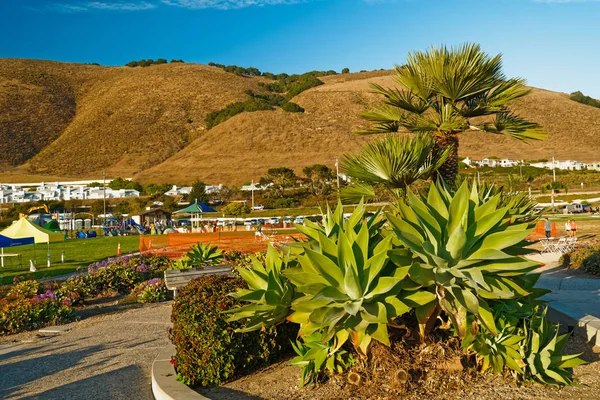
top-left (0, 236), bottom-right (140, 285)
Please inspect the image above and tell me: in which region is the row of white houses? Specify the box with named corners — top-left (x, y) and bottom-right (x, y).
top-left (0, 182), bottom-right (226, 204)
top-left (464, 157), bottom-right (600, 171)
top-left (0, 183), bottom-right (140, 204)
top-left (164, 184), bottom-right (223, 196)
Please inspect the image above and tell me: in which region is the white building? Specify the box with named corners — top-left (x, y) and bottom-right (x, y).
top-left (241, 183), bottom-right (270, 191)
top-left (205, 184), bottom-right (223, 194)
top-left (530, 160), bottom-right (587, 171)
top-left (165, 185), bottom-right (192, 196)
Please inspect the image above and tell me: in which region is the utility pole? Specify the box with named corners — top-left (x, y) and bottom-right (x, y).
top-left (103, 171), bottom-right (107, 226)
top-left (551, 156), bottom-right (556, 212)
top-left (519, 163), bottom-right (522, 179)
top-left (251, 180), bottom-right (255, 209)
top-left (335, 157), bottom-right (340, 193)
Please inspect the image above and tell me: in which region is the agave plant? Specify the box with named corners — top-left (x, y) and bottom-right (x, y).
top-left (462, 313), bottom-right (526, 374)
top-left (168, 257), bottom-right (191, 270)
top-left (520, 307), bottom-right (585, 386)
top-left (339, 133), bottom-right (450, 203)
top-left (290, 331), bottom-right (354, 387)
top-left (284, 202), bottom-right (435, 355)
top-left (225, 245), bottom-right (294, 332)
top-left (387, 180), bottom-right (541, 340)
top-left (185, 242), bottom-right (224, 267)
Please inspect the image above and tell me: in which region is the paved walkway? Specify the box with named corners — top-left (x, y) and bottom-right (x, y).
top-left (0, 303), bottom-right (172, 399)
top-left (528, 252), bottom-right (600, 345)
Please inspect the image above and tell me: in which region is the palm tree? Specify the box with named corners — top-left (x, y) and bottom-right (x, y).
top-left (357, 43), bottom-right (546, 183)
top-left (340, 133), bottom-right (450, 203)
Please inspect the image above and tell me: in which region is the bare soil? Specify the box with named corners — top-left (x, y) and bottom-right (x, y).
top-left (198, 335), bottom-right (600, 400)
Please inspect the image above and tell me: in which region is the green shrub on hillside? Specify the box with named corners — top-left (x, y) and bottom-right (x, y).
top-left (205, 67), bottom-right (335, 128)
top-left (125, 58), bottom-right (169, 67)
top-left (570, 91), bottom-right (600, 108)
top-left (205, 98), bottom-right (274, 128)
top-left (169, 275), bottom-right (296, 386)
top-left (281, 102), bottom-right (305, 113)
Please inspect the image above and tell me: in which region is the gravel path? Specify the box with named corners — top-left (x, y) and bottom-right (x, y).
top-left (0, 302), bottom-right (172, 400)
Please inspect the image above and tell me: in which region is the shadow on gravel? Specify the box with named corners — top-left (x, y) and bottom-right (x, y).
top-left (0, 343), bottom-right (107, 399)
top-left (75, 300), bottom-right (144, 320)
top-left (20, 365), bottom-right (146, 400)
top-left (0, 337), bottom-right (155, 399)
top-left (198, 387), bottom-right (265, 400)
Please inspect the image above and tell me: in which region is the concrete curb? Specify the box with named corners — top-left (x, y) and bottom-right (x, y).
top-left (151, 343), bottom-right (209, 400)
top-left (546, 301), bottom-right (600, 347)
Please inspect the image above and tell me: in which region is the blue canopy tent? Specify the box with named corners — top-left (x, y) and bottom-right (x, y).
top-left (0, 234), bottom-right (35, 268)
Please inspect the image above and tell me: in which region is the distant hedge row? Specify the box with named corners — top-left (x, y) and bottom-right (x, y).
top-left (125, 59), bottom-right (184, 67)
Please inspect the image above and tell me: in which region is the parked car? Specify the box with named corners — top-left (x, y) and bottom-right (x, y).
top-left (269, 217), bottom-right (280, 225)
top-left (257, 218), bottom-right (266, 225)
top-left (294, 216), bottom-right (305, 225)
top-left (244, 219), bottom-right (258, 226)
top-left (252, 204), bottom-right (265, 210)
top-left (283, 217), bottom-right (293, 224)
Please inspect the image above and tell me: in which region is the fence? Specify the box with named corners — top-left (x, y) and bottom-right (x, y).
top-left (139, 230), bottom-right (300, 258)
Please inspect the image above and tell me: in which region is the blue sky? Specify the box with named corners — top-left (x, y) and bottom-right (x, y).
top-left (2, 0), bottom-right (600, 97)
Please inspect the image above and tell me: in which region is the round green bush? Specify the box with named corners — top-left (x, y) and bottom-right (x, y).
top-left (281, 102), bottom-right (305, 113)
top-left (169, 275), bottom-right (296, 387)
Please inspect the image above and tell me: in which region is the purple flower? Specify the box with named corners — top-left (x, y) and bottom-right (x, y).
top-left (147, 278), bottom-right (162, 286)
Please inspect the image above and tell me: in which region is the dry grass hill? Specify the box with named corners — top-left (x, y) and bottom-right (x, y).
top-left (2, 59), bottom-right (600, 185)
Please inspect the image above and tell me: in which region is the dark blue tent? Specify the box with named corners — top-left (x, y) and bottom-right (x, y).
top-left (0, 234), bottom-right (35, 248)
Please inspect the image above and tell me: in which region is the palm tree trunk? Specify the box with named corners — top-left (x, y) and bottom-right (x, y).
top-left (434, 133), bottom-right (459, 184)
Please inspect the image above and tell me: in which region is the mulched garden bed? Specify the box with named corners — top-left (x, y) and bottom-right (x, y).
top-left (197, 335), bottom-right (600, 400)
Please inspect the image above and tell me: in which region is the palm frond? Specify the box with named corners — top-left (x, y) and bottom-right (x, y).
top-left (339, 182), bottom-right (377, 204)
top-left (459, 78), bottom-right (530, 118)
top-left (370, 83), bottom-right (429, 114)
top-left (340, 133), bottom-right (451, 192)
top-left (480, 112), bottom-right (548, 141)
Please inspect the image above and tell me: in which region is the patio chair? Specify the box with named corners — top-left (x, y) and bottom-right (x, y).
top-left (539, 238), bottom-right (555, 254)
top-left (565, 237), bottom-right (578, 252)
top-left (554, 238), bottom-right (569, 254)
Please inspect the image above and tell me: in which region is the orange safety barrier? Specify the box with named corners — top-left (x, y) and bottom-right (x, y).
top-left (139, 231), bottom-right (302, 259)
top-left (528, 221), bottom-right (557, 240)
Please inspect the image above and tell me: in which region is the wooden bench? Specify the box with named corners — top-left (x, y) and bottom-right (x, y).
top-left (164, 265), bottom-right (233, 296)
